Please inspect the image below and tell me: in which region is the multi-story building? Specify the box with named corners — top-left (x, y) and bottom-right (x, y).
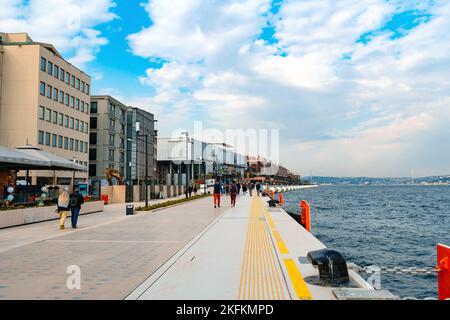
top-left (89, 95), bottom-right (128, 183)
top-left (157, 138), bottom-right (247, 185)
top-left (0, 32), bottom-right (90, 185)
top-left (126, 107), bottom-right (157, 185)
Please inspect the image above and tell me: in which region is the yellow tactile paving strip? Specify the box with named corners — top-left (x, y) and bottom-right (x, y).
top-left (262, 198), bottom-right (313, 300)
top-left (238, 197), bottom-right (287, 300)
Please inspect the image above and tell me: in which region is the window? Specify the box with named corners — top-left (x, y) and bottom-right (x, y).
top-left (65, 93), bottom-right (69, 106)
top-left (58, 113), bottom-right (63, 126)
top-left (81, 101), bottom-right (85, 113)
top-left (80, 141), bottom-right (84, 153)
top-left (89, 148), bottom-right (97, 161)
top-left (64, 115), bottom-right (69, 128)
top-left (75, 140), bottom-right (79, 152)
top-left (45, 132), bottom-right (51, 146)
top-left (109, 118), bottom-right (115, 130)
top-left (76, 98), bottom-right (80, 110)
top-left (90, 133), bottom-right (97, 145)
top-left (52, 111), bottom-right (57, 124)
top-left (89, 164), bottom-right (96, 177)
top-left (121, 110), bottom-right (126, 121)
top-left (85, 103), bottom-right (89, 114)
top-left (53, 88), bottom-right (58, 101)
top-left (90, 117), bottom-right (97, 129)
top-left (81, 81), bottom-right (85, 93)
top-left (70, 117), bottom-right (74, 129)
top-left (80, 121), bottom-right (84, 133)
top-left (59, 90), bottom-right (64, 103)
top-left (40, 82), bottom-right (45, 96)
top-left (120, 152), bottom-right (125, 163)
top-left (121, 124), bottom-right (125, 135)
top-left (58, 135), bottom-right (63, 148)
top-left (120, 138), bottom-right (125, 149)
top-left (90, 102), bottom-right (97, 114)
top-left (60, 69), bottom-right (65, 82)
top-left (70, 96), bottom-right (74, 108)
top-left (109, 104), bottom-right (115, 115)
top-left (38, 106), bottom-right (45, 120)
top-left (86, 84), bottom-right (90, 95)
top-left (52, 134), bottom-right (57, 147)
top-left (40, 57), bottom-right (46, 72)
top-left (65, 72), bottom-right (70, 85)
top-left (47, 61), bottom-right (53, 75)
top-left (76, 78), bottom-right (80, 90)
top-left (64, 137), bottom-right (69, 149)
top-left (69, 138), bottom-right (74, 150)
top-left (109, 149), bottom-right (115, 161)
top-left (109, 134), bottom-right (115, 146)
top-left (46, 85), bottom-right (52, 99)
top-left (45, 108), bottom-right (51, 122)
top-left (38, 131), bottom-right (44, 145)
top-left (75, 119), bottom-right (79, 131)
top-left (54, 65), bottom-right (59, 79)
top-left (85, 124), bottom-right (88, 134)
top-left (71, 75), bottom-right (75, 87)
top-left (85, 142), bottom-right (88, 153)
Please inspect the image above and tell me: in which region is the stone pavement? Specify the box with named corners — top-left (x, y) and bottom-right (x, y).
top-left (0, 194), bottom-right (223, 300)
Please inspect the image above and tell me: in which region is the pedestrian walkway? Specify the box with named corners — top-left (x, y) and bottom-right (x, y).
top-left (0, 196), bottom-right (220, 299)
top-left (0, 193), bottom-right (374, 300)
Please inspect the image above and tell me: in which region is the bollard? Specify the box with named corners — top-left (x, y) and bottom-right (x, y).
top-left (279, 193), bottom-right (284, 206)
top-left (436, 243), bottom-right (450, 300)
top-left (300, 200), bottom-right (311, 233)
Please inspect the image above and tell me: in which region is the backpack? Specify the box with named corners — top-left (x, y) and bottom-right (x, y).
top-left (69, 195), bottom-right (79, 207)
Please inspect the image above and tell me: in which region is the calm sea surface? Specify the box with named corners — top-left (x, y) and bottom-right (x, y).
top-left (283, 185), bottom-right (450, 299)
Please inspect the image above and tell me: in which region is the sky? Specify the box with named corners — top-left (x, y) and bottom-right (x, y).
top-left (1, 0), bottom-right (450, 177)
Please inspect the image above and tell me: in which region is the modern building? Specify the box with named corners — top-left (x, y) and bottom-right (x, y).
top-left (89, 96), bottom-right (128, 183)
top-left (126, 107), bottom-right (157, 185)
top-left (0, 32), bottom-right (90, 185)
top-left (157, 137), bottom-right (248, 186)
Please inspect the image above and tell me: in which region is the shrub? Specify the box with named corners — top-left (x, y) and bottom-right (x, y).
top-left (136, 194), bottom-right (210, 212)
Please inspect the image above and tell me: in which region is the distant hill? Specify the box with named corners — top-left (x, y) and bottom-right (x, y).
top-left (302, 176), bottom-right (450, 186)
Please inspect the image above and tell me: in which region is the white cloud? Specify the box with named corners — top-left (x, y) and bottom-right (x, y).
top-left (0, 0), bottom-right (117, 68)
top-left (126, 0), bottom-right (450, 176)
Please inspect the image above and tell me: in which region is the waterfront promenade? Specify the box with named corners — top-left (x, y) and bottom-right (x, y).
top-left (0, 190), bottom-right (373, 300)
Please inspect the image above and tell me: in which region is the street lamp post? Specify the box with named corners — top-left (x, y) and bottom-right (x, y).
top-left (136, 121), bottom-right (157, 208)
top-left (181, 132), bottom-right (190, 198)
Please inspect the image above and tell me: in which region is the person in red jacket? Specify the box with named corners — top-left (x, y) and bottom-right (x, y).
top-left (213, 180), bottom-right (221, 208)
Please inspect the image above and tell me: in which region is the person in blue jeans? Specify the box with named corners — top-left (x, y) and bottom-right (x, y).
top-left (69, 187), bottom-right (84, 229)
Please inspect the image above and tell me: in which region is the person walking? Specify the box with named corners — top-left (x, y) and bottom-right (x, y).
top-left (57, 187), bottom-right (70, 230)
top-left (236, 182), bottom-right (241, 195)
top-left (225, 184), bottom-right (230, 196)
top-left (69, 187), bottom-right (84, 229)
top-left (249, 182), bottom-right (255, 197)
top-left (230, 182), bottom-right (238, 207)
top-left (188, 185), bottom-right (193, 198)
top-left (256, 183), bottom-right (261, 197)
top-left (242, 183), bottom-right (248, 195)
top-left (213, 180), bottom-right (221, 208)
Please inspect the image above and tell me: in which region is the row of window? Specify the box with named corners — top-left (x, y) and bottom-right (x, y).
top-left (40, 81), bottom-right (89, 114)
top-left (40, 57), bottom-right (90, 95)
top-left (38, 131), bottom-right (88, 154)
top-left (38, 106), bottom-right (89, 134)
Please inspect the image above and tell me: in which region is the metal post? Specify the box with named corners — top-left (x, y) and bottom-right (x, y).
top-left (25, 169), bottom-right (29, 203)
top-left (145, 134), bottom-right (149, 207)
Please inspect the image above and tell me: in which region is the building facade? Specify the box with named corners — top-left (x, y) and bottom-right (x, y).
top-left (0, 33), bottom-right (90, 185)
top-left (89, 96), bottom-right (128, 183)
top-left (157, 137), bottom-right (248, 185)
top-left (126, 107), bottom-right (157, 185)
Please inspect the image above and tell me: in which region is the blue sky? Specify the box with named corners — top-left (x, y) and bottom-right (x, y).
top-left (1, 0), bottom-right (450, 177)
